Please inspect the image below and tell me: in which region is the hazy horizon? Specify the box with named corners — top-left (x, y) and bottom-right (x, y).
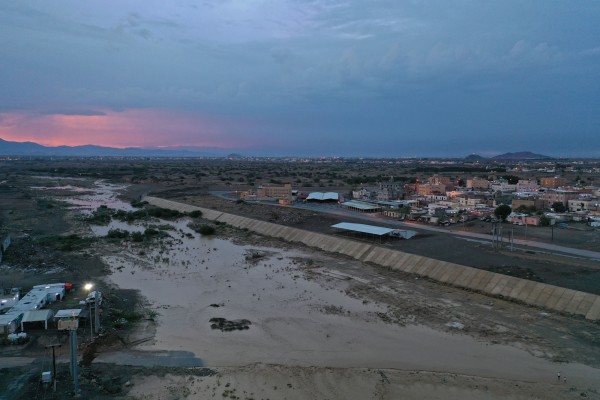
top-left (2, 136), bottom-right (593, 159)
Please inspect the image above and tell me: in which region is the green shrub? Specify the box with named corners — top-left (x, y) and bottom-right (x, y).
top-left (130, 200), bottom-right (148, 208)
top-left (197, 225), bottom-right (215, 235)
top-left (86, 206), bottom-right (114, 225)
top-left (38, 234), bottom-right (95, 251)
top-left (147, 207), bottom-right (183, 219)
top-left (144, 228), bottom-right (160, 236)
top-left (131, 232), bottom-right (144, 242)
top-left (188, 210), bottom-right (203, 218)
top-left (106, 229), bottom-right (130, 239)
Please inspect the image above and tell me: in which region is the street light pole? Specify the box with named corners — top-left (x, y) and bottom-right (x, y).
top-left (69, 329), bottom-right (79, 395)
top-left (84, 283), bottom-right (94, 341)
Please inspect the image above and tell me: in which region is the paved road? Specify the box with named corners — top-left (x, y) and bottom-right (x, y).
top-left (284, 201), bottom-right (600, 261)
top-left (210, 192), bottom-right (600, 261)
top-left (398, 221), bottom-right (600, 260)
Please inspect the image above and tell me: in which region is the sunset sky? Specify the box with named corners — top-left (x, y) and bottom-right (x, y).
top-left (1, 1), bottom-right (599, 157)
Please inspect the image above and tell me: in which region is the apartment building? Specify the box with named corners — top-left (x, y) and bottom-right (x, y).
top-left (516, 179), bottom-right (539, 192)
top-left (540, 189), bottom-right (580, 208)
top-left (540, 177), bottom-right (568, 188)
top-left (466, 177), bottom-right (490, 190)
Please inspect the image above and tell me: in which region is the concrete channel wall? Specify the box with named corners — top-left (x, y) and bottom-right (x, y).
top-left (143, 196), bottom-right (600, 321)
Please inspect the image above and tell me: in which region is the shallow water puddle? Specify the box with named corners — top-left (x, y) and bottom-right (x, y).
top-left (42, 180), bottom-right (600, 387)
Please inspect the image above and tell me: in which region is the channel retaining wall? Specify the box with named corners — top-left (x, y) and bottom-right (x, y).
top-left (143, 196), bottom-right (600, 321)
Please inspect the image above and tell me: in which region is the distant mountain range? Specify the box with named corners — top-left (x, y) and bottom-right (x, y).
top-left (0, 138), bottom-right (556, 160)
top-left (466, 151), bottom-right (552, 161)
top-left (0, 138), bottom-right (226, 157)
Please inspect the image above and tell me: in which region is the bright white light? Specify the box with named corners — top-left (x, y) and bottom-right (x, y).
top-left (84, 283), bottom-right (93, 291)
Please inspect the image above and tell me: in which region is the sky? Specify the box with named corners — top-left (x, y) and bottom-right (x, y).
top-left (0, 1), bottom-right (599, 157)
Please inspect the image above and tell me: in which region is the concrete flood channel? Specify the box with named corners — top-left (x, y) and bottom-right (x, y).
top-left (35, 181), bottom-right (600, 393)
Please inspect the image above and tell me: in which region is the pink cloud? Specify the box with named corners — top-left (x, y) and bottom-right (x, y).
top-left (0, 108), bottom-right (261, 149)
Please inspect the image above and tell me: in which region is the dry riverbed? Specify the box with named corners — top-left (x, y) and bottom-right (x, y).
top-left (4, 178), bottom-right (600, 399)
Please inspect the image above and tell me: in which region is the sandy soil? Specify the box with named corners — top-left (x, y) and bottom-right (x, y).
top-left (128, 364), bottom-right (594, 400)
top-left (3, 177), bottom-right (600, 400)
top-left (84, 202), bottom-right (600, 398)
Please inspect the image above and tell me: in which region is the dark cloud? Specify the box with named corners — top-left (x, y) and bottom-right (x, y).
top-left (0, 1), bottom-right (599, 156)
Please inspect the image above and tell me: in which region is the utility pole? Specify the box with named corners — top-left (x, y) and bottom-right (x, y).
top-left (510, 228), bottom-right (514, 252)
top-left (498, 222), bottom-right (503, 249)
top-left (94, 298), bottom-right (100, 333)
top-left (46, 343), bottom-right (61, 392)
top-left (89, 302), bottom-right (93, 341)
top-left (69, 330), bottom-right (80, 396)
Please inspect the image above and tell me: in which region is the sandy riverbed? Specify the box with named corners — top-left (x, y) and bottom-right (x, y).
top-left (91, 219), bottom-right (600, 399)
top-left (38, 180), bottom-right (600, 399)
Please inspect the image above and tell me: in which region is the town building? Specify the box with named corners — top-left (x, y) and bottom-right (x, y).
top-left (466, 177), bottom-right (490, 190)
top-left (540, 177), bottom-right (568, 188)
top-left (376, 178), bottom-right (404, 201)
top-left (417, 183), bottom-right (446, 196)
top-left (490, 179), bottom-right (516, 193)
top-left (428, 175), bottom-right (452, 185)
top-left (568, 198), bottom-right (600, 212)
top-left (512, 198), bottom-right (545, 211)
top-left (256, 183), bottom-right (292, 199)
top-left (516, 179), bottom-right (539, 192)
top-left (540, 190), bottom-right (581, 208)
top-left (240, 183), bottom-right (293, 201)
top-left (352, 187), bottom-right (375, 200)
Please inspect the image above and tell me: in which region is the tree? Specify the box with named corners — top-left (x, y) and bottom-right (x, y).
top-left (502, 175), bottom-right (520, 185)
top-left (399, 206), bottom-right (411, 215)
top-left (539, 215), bottom-right (551, 226)
top-left (516, 204), bottom-right (529, 213)
top-left (551, 202), bottom-right (567, 213)
top-left (494, 204), bottom-right (512, 221)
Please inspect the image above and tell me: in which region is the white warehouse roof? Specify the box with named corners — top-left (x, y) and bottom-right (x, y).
top-left (332, 222), bottom-right (417, 239)
top-left (307, 192), bottom-right (339, 201)
top-left (55, 309), bottom-right (83, 319)
top-left (332, 222), bottom-right (395, 236)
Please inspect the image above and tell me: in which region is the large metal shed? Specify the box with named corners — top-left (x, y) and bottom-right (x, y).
top-left (21, 309), bottom-right (54, 331)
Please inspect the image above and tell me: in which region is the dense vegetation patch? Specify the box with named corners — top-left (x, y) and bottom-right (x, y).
top-left (87, 205), bottom-right (184, 225)
top-left (189, 223), bottom-right (215, 235)
top-left (38, 234), bottom-right (95, 251)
